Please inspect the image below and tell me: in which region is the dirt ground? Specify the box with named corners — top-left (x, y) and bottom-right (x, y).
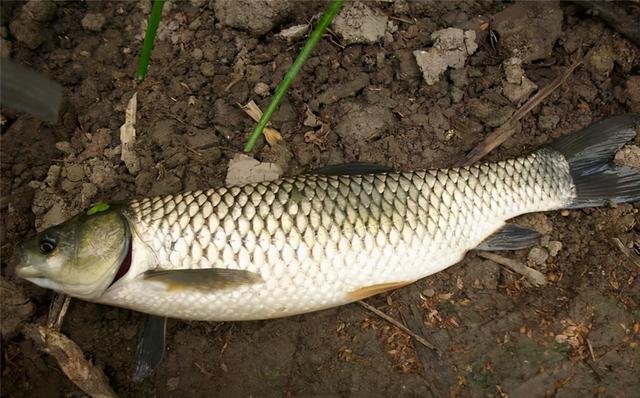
top-left (2, 1), bottom-right (640, 397)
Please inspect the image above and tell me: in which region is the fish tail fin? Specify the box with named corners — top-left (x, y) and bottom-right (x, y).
top-left (549, 114), bottom-right (640, 209)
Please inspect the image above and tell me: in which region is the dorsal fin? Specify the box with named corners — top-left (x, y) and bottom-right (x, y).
top-left (311, 162), bottom-right (394, 176)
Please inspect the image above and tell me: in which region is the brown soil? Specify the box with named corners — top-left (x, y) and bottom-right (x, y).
top-left (2, 1), bottom-right (639, 397)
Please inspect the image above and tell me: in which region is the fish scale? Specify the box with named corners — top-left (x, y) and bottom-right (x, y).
top-left (94, 149), bottom-right (574, 320)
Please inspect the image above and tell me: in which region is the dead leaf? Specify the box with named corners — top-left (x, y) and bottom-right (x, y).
top-left (240, 101), bottom-right (284, 147)
top-left (240, 100), bottom-right (264, 123)
top-left (120, 93), bottom-right (140, 174)
top-left (263, 127), bottom-right (282, 146)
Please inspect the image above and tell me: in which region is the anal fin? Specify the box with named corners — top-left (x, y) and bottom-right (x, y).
top-left (346, 281), bottom-right (414, 301)
top-left (477, 224), bottom-right (540, 251)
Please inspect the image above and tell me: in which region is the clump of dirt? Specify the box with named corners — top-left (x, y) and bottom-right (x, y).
top-left (2, 1), bottom-right (640, 397)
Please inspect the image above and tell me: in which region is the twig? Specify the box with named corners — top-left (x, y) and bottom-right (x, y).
top-left (47, 294), bottom-right (71, 331)
top-left (462, 55), bottom-right (583, 166)
top-left (477, 252), bottom-right (547, 287)
top-left (224, 75), bottom-right (243, 92)
top-left (388, 15), bottom-right (415, 24)
top-left (24, 324), bottom-right (117, 397)
top-left (357, 300), bottom-right (437, 351)
top-left (612, 237), bottom-right (640, 268)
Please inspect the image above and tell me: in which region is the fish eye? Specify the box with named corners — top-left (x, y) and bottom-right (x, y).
top-left (39, 237), bottom-right (57, 255)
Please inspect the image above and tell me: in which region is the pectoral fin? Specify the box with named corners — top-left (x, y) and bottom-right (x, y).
top-left (143, 268), bottom-right (262, 291)
top-left (346, 281), bottom-right (414, 301)
top-left (132, 315), bottom-right (166, 382)
top-left (477, 224), bottom-right (540, 251)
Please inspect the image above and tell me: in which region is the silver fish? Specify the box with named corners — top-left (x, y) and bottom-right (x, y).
top-left (15, 114), bottom-right (640, 321)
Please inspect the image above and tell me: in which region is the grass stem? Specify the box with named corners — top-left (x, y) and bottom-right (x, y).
top-left (136, 0), bottom-right (165, 81)
top-left (243, 0), bottom-right (343, 152)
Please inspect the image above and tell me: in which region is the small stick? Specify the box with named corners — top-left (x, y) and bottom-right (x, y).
top-left (612, 237), bottom-right (640, 268)
top-left (224, 75), bottom-right (243, 92)
top-left (24, 324), bottom-right (117, 398)
top-left (357, 300), bottom-right (437, 351)
top-left (462, 55), bottom-right (583, 166)
top-left (478, 252), bottom-right (547, 287)
top-left (47, 294), bottom-right (72, 331)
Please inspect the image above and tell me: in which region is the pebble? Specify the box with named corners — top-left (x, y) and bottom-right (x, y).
top-left (22, 0), bottom-right (58, 22)
top-left (422, 288), bottom-right (436, 298)
top-left (167, 377), bottom-right (180, 391)
top-left (45, 165), bottom-right (61, 187)
top-left (200, 62), bottom-right (215, 77)
top-left (81, 182), bottom-right (98, 201)
top-left (546, 241), bottom-right (563, 257)
top-left (587, 44), bottom-right (614, 76)
top-left (528, 247), bottom-right (549, 266)
top-left (333, 1), bottom-right (388, 45)
top-left (81, 13), bottom-right (106, 32)
top-left (538, 114), bottom-right (560, 131)
top-left (502, 76), bottom-right (537, 104)
top-left (65, 164), bottom-right (85, 182)
top-left (191, 48), bottom-right (203, 61)
top-left (254, 82), bottom-right (270, 97)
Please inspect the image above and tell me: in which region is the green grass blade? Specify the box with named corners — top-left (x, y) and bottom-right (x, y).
top-left (136, 0), bottom-right (165, 81)
top-left (243, 0), bottom-right (343, 152)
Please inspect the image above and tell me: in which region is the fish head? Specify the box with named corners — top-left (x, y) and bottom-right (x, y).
top-left (15, 204), bottom-right (131, 300)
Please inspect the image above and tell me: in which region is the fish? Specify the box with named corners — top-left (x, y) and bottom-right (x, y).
top-left (15, 114), bottom-right (640, 322)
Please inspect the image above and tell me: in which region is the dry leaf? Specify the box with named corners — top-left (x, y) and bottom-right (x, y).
top-left (240, 101), bottom-right (283, 147)
top-left (240, 100), bottom-right (263, 123)
top-left (263, 127), bottom-right (282, 146)
top-left (120, 93), bottom-right (140, 174)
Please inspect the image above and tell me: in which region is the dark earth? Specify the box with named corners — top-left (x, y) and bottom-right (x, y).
top-left (2, 1), bottom-right (640, 397)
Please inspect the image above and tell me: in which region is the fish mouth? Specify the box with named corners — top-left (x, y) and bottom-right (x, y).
top-left (15, 264), bottom-right (44, 278)
top-left (14, 243), bottom-right (44, 279)
top-left (109, 233), bottom-right (133, 287)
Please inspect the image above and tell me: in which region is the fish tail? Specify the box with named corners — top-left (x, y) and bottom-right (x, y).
top-left (549, 114), bottom-right (640, 208)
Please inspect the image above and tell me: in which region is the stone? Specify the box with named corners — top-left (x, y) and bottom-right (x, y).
top-left (502, 76), bottom-right (537, 104)
top-left (254, 82), bottom-right (270, 97)
top-left (316, 72), bottom-right (369, 105)
top-left (22, 0), bottom-right (57, 22)
top-left (614, 145), bottom-right (640, 170)
top-left (200, 62), bottom-right (215, 77)
top-left (334, 102), bottom-right (395, 148)
top-left (333, 2), bottom-right (388, 45)
top-left (587, 44), bottom-right (614, 76)
top-left (225, 154), bottom-right (283, 186)
top-left (150, 119), bottom-right (176, 147)
top-left (528, 247), bottom-right (549, 266)
top-left (81, 182), bottom-right (98, 201)
top-left (277, 24), bottom-right (309, 42)
top-left (546, 241), bottom-right (563, 257)
top-left (538, 114), bottom-right (560, 131)
top-left (191, 48), bottom-right (203, 61)
top-left (45, 165), bottom-right (61, 187)
top-left (493, 1), bottom-right (563, 63)
top-left (214, 0), bottom-right (294, 36)
top-left (413, 28), bottom-right (477, 85)
top-left (81, 13), bottom-right (106, 32)
top-left (65, 163), bottom-right (85, 182)
top-left (504, 57), bottom-right (524, 84)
